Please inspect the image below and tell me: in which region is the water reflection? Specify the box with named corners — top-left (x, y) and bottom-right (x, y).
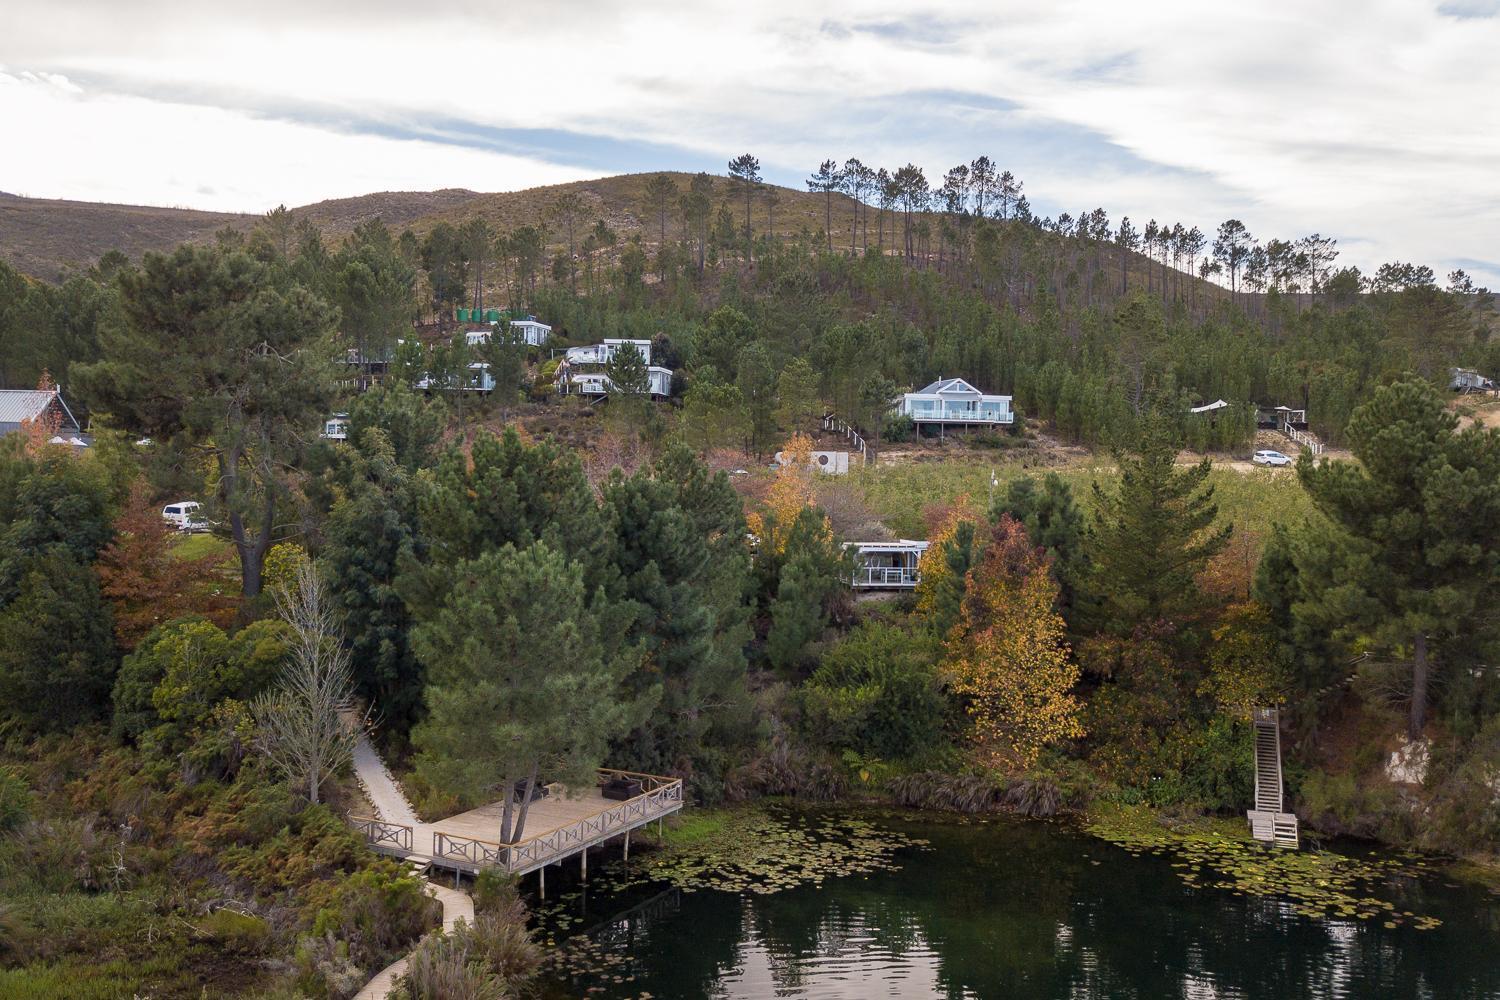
top-left (542, 812), bottom-right (1500, 999)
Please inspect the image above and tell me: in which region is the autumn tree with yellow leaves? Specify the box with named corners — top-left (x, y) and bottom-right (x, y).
top-left (913, 494), bottom-right (981, 634)
top-left (943, 516), bottom-right (1084, 768)
top-left (748, 432), bottom-right (820, 553)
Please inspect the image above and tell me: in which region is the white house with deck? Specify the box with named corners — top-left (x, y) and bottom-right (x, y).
top-left (898, 377), bottom-right (1013, 429)
top-left (510, 318), bottom-right (552, 346)
top-left (557, 365), bottom-right (672, 399)
top-left (320, 413), bottom-right (350, 440)
top-left (845, 540), bottom-right (930, 589)
top-left (564, 339), bottom-right (652, 366)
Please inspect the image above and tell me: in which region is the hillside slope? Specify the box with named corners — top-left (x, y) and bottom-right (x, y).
top-left (0, 174), bottom-right (909, 281)
top-left (1, 173), bottom-right (1224, 313)
top-left (0, 188), bottom-right (485, 280)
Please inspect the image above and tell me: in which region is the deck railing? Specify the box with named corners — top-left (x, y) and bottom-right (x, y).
top-left (350, 815), bottom-right (413, 853)
top-left (852, 566), bottom-right (919, 588)
top-left (1284, 425), bottom-right (1324, 456)
top-left (427, 770), bottom-right (684, 873)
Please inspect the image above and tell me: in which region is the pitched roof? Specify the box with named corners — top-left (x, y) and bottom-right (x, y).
top-left (0, 389), bottom-right (72, 426)
top-left (915, 377), bottom-right (982, 395)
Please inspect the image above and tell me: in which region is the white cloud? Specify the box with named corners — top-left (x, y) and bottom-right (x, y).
top-left (1, 1), bottom-right (1498, 282)
top-left (0, 68), bottom-right (593, 212)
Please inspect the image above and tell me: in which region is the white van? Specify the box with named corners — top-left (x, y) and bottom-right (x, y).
top-left (162, 501), bottom-right (205, 532)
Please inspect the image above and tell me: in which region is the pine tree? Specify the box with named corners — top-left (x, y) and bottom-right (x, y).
top-left (1085, 421), bottom-right (1231, 634)
top-left (727, 154), bottom-right (762, 263)
top-left (74, 244), bottom-right (337, 597)
top-left (411, 542), bottom-right (649, 844)
top-left (774, 357), bottom-right (822, 433)
top-left (993, 473), bottom-right (1089, 612)
top-left (1295, 377), bottom-right (1500, 738)
top-left (603, 446), bottom-right (754, 775)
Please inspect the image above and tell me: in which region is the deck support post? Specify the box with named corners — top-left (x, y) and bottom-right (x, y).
top-left (658, 818), bottom-right (664, 841)
top-left (539, 864), bottom-right (546, 900)
top-left (580, 848), bottom-right (587, 882)
top-left (624, 829), bottom-right (630, 863)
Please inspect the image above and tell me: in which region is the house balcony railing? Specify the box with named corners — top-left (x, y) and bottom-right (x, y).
top-left (852, 566), bottom-right (921, 589)
top-left (907, 405), bottom-right (1014, 424)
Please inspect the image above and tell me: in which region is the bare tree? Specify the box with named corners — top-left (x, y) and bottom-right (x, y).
top-left (251, 561), bottom-right (367, 804)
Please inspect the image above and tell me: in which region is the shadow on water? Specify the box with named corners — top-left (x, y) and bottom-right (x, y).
top-left (535, 807), bottom-right (1500, 999)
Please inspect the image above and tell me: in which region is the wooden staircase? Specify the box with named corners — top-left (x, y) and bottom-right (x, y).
top-left (1247, 707), bottom-right (1299, 848)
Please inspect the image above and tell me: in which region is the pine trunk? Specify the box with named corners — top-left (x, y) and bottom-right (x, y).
top-left (1410, 631), bottom-right (1428, 740)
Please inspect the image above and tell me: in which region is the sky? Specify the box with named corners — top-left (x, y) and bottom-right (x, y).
top-left (2, 0), bottom-right (1498, 283)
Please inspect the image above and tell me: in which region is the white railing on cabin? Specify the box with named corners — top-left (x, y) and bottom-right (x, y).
top-left (852, 566), bottom-right (919, 587)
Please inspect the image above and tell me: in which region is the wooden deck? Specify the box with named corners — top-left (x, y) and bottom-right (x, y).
top-left (351, 768), bottom-right (683, 876)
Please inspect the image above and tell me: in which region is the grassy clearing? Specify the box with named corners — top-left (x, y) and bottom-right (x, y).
top-left (168, 531), bottom-right (233, 561)
top-left (849, 452), bottom-right (1315, 550)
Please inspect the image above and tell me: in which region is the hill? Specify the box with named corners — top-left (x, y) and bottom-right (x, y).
top-left (0, 173), bottom-right (971, 281)
top-left (0, 188), bottom-right (486, 281)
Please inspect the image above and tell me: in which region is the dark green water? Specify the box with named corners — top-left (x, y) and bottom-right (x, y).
top-left (537, 810), bottom-right (1500, 999)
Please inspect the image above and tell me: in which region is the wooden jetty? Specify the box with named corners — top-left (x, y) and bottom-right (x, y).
top-left (351, 768), bottom-right (683, 880)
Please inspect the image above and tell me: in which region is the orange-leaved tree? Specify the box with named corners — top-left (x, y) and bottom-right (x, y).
top-left (913, 493), bottom-right (980, 629)
top-left (18, 371), bottom-right (62, 455)
top-left (96, 479), bottom-right (239, 649)
top-left (943, 516), bottom-right (1085, 768)
top-left (748, 432), bottom-right (822, 553)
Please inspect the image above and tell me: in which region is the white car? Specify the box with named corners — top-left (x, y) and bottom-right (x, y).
top-left (1252, 449), bottom-right (1292, 467)
top-left (162, 501), bottom-right (206, 532)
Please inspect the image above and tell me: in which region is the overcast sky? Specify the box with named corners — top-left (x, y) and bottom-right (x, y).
top-left (3, 1), bottom-right (1498, 283)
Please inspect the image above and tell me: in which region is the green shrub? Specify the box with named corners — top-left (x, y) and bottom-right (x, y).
top-left (402, 769), bottom-right (464, 822)
top-left (1297, 770), bottom-right (1413, 842)
top-left (1175, 715), bottom-right (1254, 811)
top-left (0, 819), bottom-right (121, 894)
top-left (470, 868), bottom-right (522, 916)
top-left (802, 621), bottom-right (949, 762)
top-left (391, 909), bottom-right (541, 1000)
top-left (195, 908), bottom-right (271, 954)
top-left (882, 413), bottom-right (914, 443)
top-left (1422, 719), bottom-right (1500, 852)
top-left (393, 933), bottom-right (506, 1000)
top-left (309, 861), bottom-right (438, 971)
top-left (0, 766), bottom-right (32, 832)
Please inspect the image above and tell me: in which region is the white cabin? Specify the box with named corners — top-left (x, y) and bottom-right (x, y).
top-left (565, 339), bottom-right (652, 366)
top-left (416, 363), bottom-right (496, 392)
top-left (773, 450), bottom-right (850, 475)
top-left (558, 365), bottom-right (672, 399)
top-left (321, 413), bottom-right (350, 440)
top-left (845, 540), bottom-right (930, 589)
top-left (510, 319), bottom-right (552, 346)
top-left (1450, 367), bottom-right (1496, 393)
top-left (898, 377), bottom-right (1013, 427)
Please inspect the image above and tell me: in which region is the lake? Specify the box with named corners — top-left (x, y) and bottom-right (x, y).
top-left (534, 807), bottom-right (1500, 999)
